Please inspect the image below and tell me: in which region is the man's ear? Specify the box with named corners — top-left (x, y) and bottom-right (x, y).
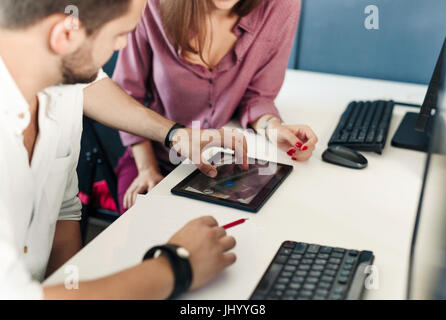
top-left (48, 15), bottom-right (86, 56)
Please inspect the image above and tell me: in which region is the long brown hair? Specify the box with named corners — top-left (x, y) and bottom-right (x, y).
top-left (160, 0), bottom-right (263, 67)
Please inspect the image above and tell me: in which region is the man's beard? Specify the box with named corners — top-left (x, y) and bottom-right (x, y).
top-left (61, 43), bottom-right (99, 85)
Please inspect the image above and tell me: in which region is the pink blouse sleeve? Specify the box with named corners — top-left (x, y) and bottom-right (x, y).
top-left (238, 1), bottom-right (300, 129)
top-left (112, 13), bottom-right (153, 147)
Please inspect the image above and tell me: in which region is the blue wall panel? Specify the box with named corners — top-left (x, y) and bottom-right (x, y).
top-left (292, 0), bottom-right (446, 84)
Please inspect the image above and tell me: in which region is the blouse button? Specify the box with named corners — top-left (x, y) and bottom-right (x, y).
top-left (24, 246), bottom-right (28, 254)
top-left (208, 103), bottom-right (213, 109)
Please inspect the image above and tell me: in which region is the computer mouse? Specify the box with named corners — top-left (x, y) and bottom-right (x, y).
top-left (322, 145), bottom-right (368, 169)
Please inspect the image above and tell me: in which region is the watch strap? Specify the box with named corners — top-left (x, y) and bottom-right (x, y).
top-left (143, 244), bottom-right (193, 299)
top-left (164, 123), bottom-right (186, 148)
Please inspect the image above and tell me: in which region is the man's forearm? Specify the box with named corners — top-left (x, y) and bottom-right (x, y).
top-left (44, 256), bottom-right (174, 300)
top-left (83, 78), bottom-right (174, 143)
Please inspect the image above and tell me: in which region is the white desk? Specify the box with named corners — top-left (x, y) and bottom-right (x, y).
top-left (45, 70), bottom-right (429, 300)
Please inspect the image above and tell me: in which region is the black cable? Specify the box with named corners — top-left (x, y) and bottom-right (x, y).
top-left (394, 101), bottom-right (422, 108)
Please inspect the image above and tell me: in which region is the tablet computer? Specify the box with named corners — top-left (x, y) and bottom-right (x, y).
top-left (171, 152), bottom-right (293, 213)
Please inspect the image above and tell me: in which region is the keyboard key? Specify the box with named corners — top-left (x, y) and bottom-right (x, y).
top-left (338, 276), bottom-right (349, 284)
top-left (298, 265), bottom-right (310, 271)
top-left (329, 258), bottom-right (341, 264)
top-left (309, 271), bottom-right (322, 277)
top-left (277, 277), bottom-right (290, 284)
top-left (272, 290), bottom-right (284, 297)
top-left (317, 253), bottom-right (330, 259)
top-left (279, 248), bottom-right (292, 255)
top-left (291, 254), bottom-right (302, 259)
top-left (330, 294), bottom-right (343, 300)
top-left (274, 254), bottom-right (288, 264)
top-left (321, 276), bottom-right (334, 283)
top-left (323, 269), bottom-right (337, 276)
top-left (333, 248), bottom-right (345, 254)
top-left (320, 246), bottom-right (332, 254)
top-left (299, 290), bottom-right (313, 298)
top-left (327, 264), bottom-right (339, 270)
top-left (306, 277), bottom-right (319, 284)
top-left (288, 259), bottom-right (299, 266)
top-left (333, 285), bottom-right (347, 294)
top-left (318, 282), bottom-right (331, 289)
top-left (301, 258), bottom-right (313, 265)
top-left (294, 243), bottom-right (307, 254)
top-left (343, 264), bottom-right (353, 271)
top-left (315, 259), bottom-right (327, 265)
top-left (304, 253), bottom-right (316, 259)
top-left (303, 283), bottom-right (316, 291)
top-left (274, 284), bottom-right (286, 291)
top-left (284, 289), bottom-right (298, 296)
top-left (283, 241), bottom-right (296, 249)
top-left (345, 258), bottom-right (356, 264)
top-left (307, 244), bottom-right (320, 253)
top-left (292, 276), bottom-right (305, 284)
top-left (280, 271), bottom-right (293, 278)
top-left (284, 266), bottom-right (296, 273)
top-left (340, 270), bottom-right (351, 277)
top-left (289, 283), bottom-right (302, 290)
top-left (315, 289), bottom-right (329, 296)
top-left (331, 252), bottom-right (344, 259)
top-left (296, 270), bottom-right (308, 277)
top-left (313, 295), bottom-right (326, 300)
top-left (311, 265), bottom-right (324, 271)
top-left (348, 250), bottom-right (359, 257)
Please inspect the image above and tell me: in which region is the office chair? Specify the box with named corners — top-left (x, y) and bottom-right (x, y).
top-left (78, 52), bottom-right (125, 242)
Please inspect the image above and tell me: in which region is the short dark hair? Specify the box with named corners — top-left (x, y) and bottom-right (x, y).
top-left (0, 0), bottom-right (131, 34)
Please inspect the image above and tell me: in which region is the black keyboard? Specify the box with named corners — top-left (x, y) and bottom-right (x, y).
top-left (250, 241), bottom-right (374, 300)
top-left (328, 100), bottom-right (395, 154)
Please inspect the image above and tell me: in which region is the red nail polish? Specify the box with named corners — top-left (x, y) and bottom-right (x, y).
top-left (287, 149), bottom-right (296, 156)
top-left (296, 142), bottom-right (303, 148)
top-left (302, 146), bottom-right (308, 151)
top-left (292, 157), bottom-right (297, 161)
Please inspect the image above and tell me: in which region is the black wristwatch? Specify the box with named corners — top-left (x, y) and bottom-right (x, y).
top-left (164, 123), bottom-right (186, 148)
top-left (143, 244), bottom-right (193, 299)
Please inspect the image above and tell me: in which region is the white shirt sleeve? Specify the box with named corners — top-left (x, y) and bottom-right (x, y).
top-left (82, 68), bottom-right (109, 89)
top-left (0, 197), bottom-right (43, 299)
top-left (58, 84), bottom-right (85, 222)
top-left (58, 163), bottom-right (82, 222)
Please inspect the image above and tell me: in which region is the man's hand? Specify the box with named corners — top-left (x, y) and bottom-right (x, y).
top-left (170, 128), bottom-right (249, 178)
top-left (168, 216), bottom-right (237, 291)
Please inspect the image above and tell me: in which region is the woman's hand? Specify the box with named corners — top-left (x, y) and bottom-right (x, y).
top-left (268, 122), bottom-right (318, 162)
top-left (123, 168), bottom-right (164, 210)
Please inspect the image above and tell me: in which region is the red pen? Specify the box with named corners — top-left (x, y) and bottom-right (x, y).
top-left (222, 218), bottom-right (249, 230)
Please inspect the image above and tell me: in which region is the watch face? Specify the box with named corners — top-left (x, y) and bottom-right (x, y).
top-left (177, 247), bottom-right (190, 259)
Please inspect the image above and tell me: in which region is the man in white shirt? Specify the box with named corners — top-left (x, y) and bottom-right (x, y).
top-left (0, 0), bottom-right (246, 299)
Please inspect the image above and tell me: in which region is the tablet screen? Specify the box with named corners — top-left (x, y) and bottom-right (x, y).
top-left (178, 153), bottom-right (282, 205)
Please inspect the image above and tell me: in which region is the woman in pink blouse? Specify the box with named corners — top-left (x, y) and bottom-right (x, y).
top-left (113, 0), bottom-right (318, 213)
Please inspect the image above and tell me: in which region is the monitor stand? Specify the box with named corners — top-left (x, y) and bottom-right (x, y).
top-left (391, 112), bottom-right (432, 152)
